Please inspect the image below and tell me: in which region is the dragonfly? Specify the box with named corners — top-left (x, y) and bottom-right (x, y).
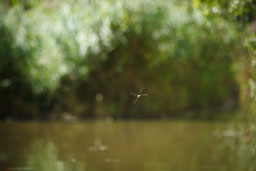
top-left (130, 88), bottom-right (148, 104)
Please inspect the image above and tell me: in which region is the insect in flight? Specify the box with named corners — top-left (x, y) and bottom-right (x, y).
top-left (130, 88), bottom-right (148, 104)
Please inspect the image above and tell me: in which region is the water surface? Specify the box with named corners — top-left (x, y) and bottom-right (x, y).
top-left (0, 120), bottom-right (238, 171)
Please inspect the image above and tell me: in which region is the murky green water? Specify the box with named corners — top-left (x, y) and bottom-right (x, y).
top-left (0, 120), bottom-right (239, 171)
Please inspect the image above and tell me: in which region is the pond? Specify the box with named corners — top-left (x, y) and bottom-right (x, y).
top-left (0, 120), bottom-right (239, 171)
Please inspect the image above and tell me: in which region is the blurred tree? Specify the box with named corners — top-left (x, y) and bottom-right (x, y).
top-left (194, 0), bottom-right (256, 169)
top-left (0, 0), bottom-right (240, 119)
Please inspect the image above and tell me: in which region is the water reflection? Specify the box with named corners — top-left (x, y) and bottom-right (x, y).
top-left (88, 138), bottom-right (108, 152)
top-left (0, 121), bottom-right (240, 171)
top-left (104, 158), bottom-right (121, 163)
top-left (26, 140), bottom-right (85, 171)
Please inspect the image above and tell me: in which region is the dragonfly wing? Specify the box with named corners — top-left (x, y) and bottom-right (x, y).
top-left (130, 92), bottom-right (137, 96)
top-left (134, 97), bottom-right (139, 104)
top-left (139, 87), bottom-right (143, 94)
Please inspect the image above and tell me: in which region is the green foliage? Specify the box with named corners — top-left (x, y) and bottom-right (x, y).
top-left (73, 0), bottom-right (239, 117)
top-left (0, 0), bottom-right (240, 118)
top-left (237, 32), bottom-right (256, 169)
top-left (194, 0), bottom-right (256, 26)
top-left (194, 0), bottom-right (256, 169)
